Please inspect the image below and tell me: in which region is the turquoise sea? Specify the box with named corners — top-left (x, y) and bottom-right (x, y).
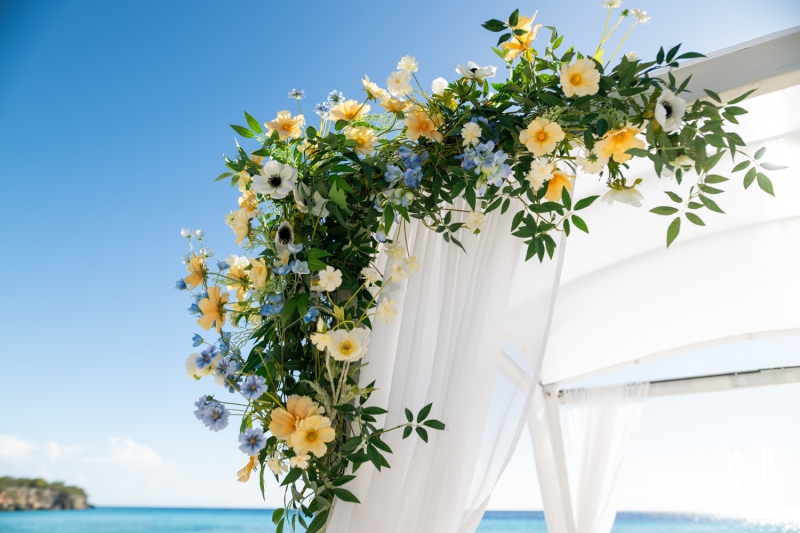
top-left (1, 508), bottom-right (798, 532)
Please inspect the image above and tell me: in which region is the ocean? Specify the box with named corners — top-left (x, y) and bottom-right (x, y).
top-left (0, 508), bottom-right (798, 532)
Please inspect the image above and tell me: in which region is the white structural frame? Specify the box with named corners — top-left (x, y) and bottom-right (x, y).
top-left (520, 26), bottom-right (800, 533)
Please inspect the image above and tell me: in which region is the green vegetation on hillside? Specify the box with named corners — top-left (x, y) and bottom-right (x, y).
top-left (0, 477), bottom-right (87, 497)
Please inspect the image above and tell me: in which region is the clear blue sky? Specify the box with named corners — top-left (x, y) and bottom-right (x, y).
top-left (1, 0), bottom-right (798, 512)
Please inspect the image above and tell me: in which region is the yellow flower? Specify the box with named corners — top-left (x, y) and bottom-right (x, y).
top-left (183, 254), bottom-right (206, 289)
top-left (344, 126), bottom-right (377, 155)
top-left (291, 415), bottom-right (336, 458)
top-left (404, 107), bottom-right (443, 142)
top-left (264, 110), bottom-right (305, 140)
top-left (379, 97), bottom-right (410, 114)
top-left (519, 117), bottom-right (565, 156)
top-left (197, 286), bottom-right (229, 332)
top-left (238, 190), bottom-right (258, 214)
top-left (330, 99), bottom-right (370, 122)
top-left (248, 258), bottom-right (269, 291)
top-left (362, 75), bottom-right (389, 101)
top-left (226, 208), bottom-right (250, 244)
top-left (594, 125), bottom-right (645, 163)
top-left (544, 170), bottom-right (575, 202)
top-left (501, 14), bottom-right (542, 61)
top-left (237, 455), bottom-right (257, 483)
top-left (561, 59), bottom-right (601, 98)
top-left (226, 264), bottom-right (249, 302)
top-left (268, 395), bottom-right (322, 445)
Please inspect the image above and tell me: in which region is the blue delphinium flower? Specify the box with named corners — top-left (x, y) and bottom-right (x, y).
top-left (216, 356), bottom-right (233, 377)
top-left (314, 102), bottom-right (331, 116)
top-left (196, 345), bottom-right (219, 370)
top-left (327, 90), bottom-right (345, 104)
top-left (288, 88), bottom-right (305, 99)
top-left (303, 307), bottom-right (320, 324)
top-left (385, 165), bottom-right (403, 185)
top-left (238, 428), bottom-right (267, 455)
top-left (201, 402), bottom-right (230, 431)
top-left (188, 303), bottom-right (201, 315)
top-left (291, 260), bottom-right (310, 275)
top-left (288, 243), bottom-right (303, 254)
top-left (175, 279), bottom-right (187, 290)
top-left (225, 374), bottom-right (242, 394)
top-left (260, 294), bottom-right (285, 316)
top-left (194, 395), bottom-right (212, 420)
top-left (274, 263), bottom-right (292, 275)
top-left (403, 167), bottom-right (422, 189)
top-left (375, 225), bottom-right (387, 243)
top-left (240, 375), bottom-right (267, 400)
top-left (192, 334), bottom-right (204, 347)
top-left (216, 260), bottom-right (230, 271)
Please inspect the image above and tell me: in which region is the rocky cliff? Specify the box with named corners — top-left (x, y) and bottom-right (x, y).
top-left (0, 477), bottom-right (90, 511)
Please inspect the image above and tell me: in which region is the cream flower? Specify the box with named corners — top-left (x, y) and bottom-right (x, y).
top-left (594, 125), bottom-right (645, 163)
top-left (625, 51), bottom-right (638, 61)
top-left (386, 71), bottom-right (412, 97)
top-left (544, 170), bottom-right (575, 202)
top-left (236, 170), bottom-right (251, 193)
top-left (431, 77), bottom-right (449, 96)
top-left (252, 160), bottom-right (298, 200)
top-left (290, 454), bottom-right (311, 470)
top-left (389, 260), bottom-right (410, 282)
top-left (601, 183), bottom-right (644, 207)
top-left (330, 99), bottom-right (370, 122)
top-left (269, 395), bottom-right (323, 444)
top-left (264, 110), bottom-right (305, 140)
top-left (561, 59), bottom-right (601, 98)
top-left (385, 241), bottom-right (406, 260)
top-left (328, 327), bottom-right (370, 362)
top-left (526, 160), bottom-right (555, 190)
top-left (576, 149), bottom-right (609, 174)
top-left (248, 258), bottom-right (269, 290)
top-left (317, 266), bottom-right (343, 292)
top-left (464, 211), bottom-right (487, 233)
top-left (273, 249), bottom-right (290, 268)
top-left (360, 266), bottom-right (381, 287)
top-left (404, 108), bottom-right (443, 142)
top-left (654, 90), bottom-right (686, 132)
top-left (267, 457), bottom-right (287, 476)
top-left (455, 62), bottom-right (497, 80)
top-left (379, 97), bottom-right (411, 114)
top-left (291, 415), bottom-right (336, 458)
top-left (397, 55), bottom-right (419, 73)
top-left (344, 125), bottom-right (377, 155)
top-left (405, 256), bottom-right (420, 273)
top-left (310, 332), bottom-right (332, 351)
top-left (362, 75), bottom-right (390, 101)
top-left (461, 122), bottom-right (482, 147)
top-left (238, 190), bottom-right (258, 214)
top-left (600, 0), bottom-right (622, 8)
top-left (375, 298), bottom-right (398, 323)
top-left (631, 8), bottom-right (650, 24)
top-left (519, 117), bottom-right (565, 156)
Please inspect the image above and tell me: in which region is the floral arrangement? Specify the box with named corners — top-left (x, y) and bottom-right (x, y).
top-left (177, 4), bottom-right (779, 532)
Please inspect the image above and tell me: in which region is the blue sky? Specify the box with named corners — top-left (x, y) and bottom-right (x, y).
top-left (1, 0), bottom-right (799, 513)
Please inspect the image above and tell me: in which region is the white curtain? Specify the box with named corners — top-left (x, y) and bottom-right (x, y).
top-left (327, 204), bottom-right (566, 532)
top-left (560, 382), bottom-right (649, 533)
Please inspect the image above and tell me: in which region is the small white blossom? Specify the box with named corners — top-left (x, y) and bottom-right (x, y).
top-left (455, 62), bottom-right (497, 80)
top-left (576, 150), bottom-right (609, 174)
top-left (375, 299), bottom-right (398, 323)
top-left (461, 122), bottom-right (482, 147)
top-left (267, 457), bottom-right (288, 476)
top-left (361, 266), bottom-right (381, 287)
top-left (181, 228), bottom-right (193, 238)
top-left (385, 241), bottom-right (406, 260)
top-left (397, 55), bottom-right (419, 73)
top-left (601, 186), bottom-right (644, 207)
top-left (600, 0), bottom-right (622, 7)
top-left (625, 51), bottom-right (638, 61)
top-left (386, 71), bottom-right (412, 97)
top-left (526, 160), bottom-right (554, 190)
top-left (317, 266), bottom-right (343, 292)
top-left (464, 211), bottom-right (487, 233)
top-left (630, 8), bottom-right (650, 24)
top-left (431, 77), bottom-right (449, 96)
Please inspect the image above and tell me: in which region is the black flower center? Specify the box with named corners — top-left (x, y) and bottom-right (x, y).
top-left (470, 67), bottom-right (478, 74)
top-left (277, 226), bottom-right (293, 244)
top-left (662, 101), bottom-right (673, 118)
top-left (269, 174), bottom-right (283, 187)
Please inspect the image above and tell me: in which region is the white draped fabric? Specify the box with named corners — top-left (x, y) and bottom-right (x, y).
top-left (328, 206), bottom-right (566, 532)
top-left (561, 383), bottom-right (649, 533)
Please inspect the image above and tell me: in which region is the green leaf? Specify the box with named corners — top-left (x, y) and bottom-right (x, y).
top-left (402, 426), bottom-right (413, 439)
top-left (685, 212), bottom-right (705, 226)
top-left (595, 118), bottom-right (608, 137)
top-left (244, 112), bottom-right (262, 133)
top-left (272, 508), bottom-right (284, 525)
top-left (281, 468), bottom-right (303, 486)
top-left (423, 419), bottom-right (446, 431)
top-left (329, 184), bottom-right (347, 208)
top-left (704, 89), bottom-right (722, 103)
top-left (417, 403), bottom-right (432, 423)
top-left (625, 148), bottom-right (650, 158)
top-left (726, 88), bottom-right (757, 105)
top-left (754, 147), bottom-right (766, 160)
top-left (757, 173), bottom-right (775, 196)
top-left (366, 445), bottom-right (383, 471)
top-left (760, 162), bottom-right (788, 171)
top-left (305, 510), bottom-right (329, 533)
top-left (574, 195), bottom-right (599, 210)
top-left (700, 194), bottom-right (725, 213)
top-left (405, 408), bottom-right (413, 423)
top-left (230, 124), bottom-right (255, 138)
top-left (731, 160), bottom-right (750, 173)
top-left (650, 206), bottom-right (679, 216)
top-left (508, 9), bottom-right (519, 28)
top-left (415, 427), bottom-right (429, 443)
top-left (744, 167), bottom-right (757, 189)
top-left (561, 186), bottom-right (572, 210)
top-left (482, 19), bottom-right (507, 32)
top-left (571, 214), bottom-right (588, 233)
top-left (665, 191), bottom-right (683, 203)
top-left (465, 186), bottom-right (477, 211)
top-left (705, 174), bottom-right (729, 184)
top-left (333, 488), bottom-right (361, 503)
top-left (666, 217), bottom-right (681, 247)
top-left (724, 106), bottom-right (748, 116)
top-left (215, 172), bottom-right (234, 182)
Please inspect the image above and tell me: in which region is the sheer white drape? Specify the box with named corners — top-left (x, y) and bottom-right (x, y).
top-left (327, 205), bottom-right (565, 533)
top-left (561, 382), bottom-right (649, 533)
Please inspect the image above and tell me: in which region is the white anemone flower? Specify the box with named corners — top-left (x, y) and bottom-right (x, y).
top-left (274, 221), bottom-right (294, 247)
top-left (328, 327), bottom-right (371, 362)
top-left (601, 186), bottom-right (644, 207)
top-left (455, 62), bottom-right (497, 81)
top-left (654, 90), bottom-right (686, 132)
top-left (252, 160), bottom-right (298, 199)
